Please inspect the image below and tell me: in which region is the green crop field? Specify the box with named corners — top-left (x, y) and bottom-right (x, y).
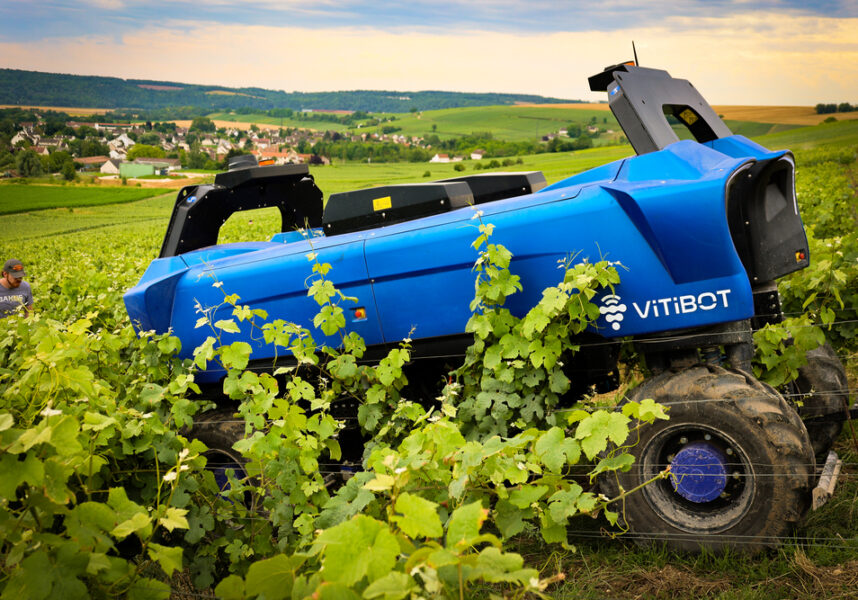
top-left (207, 105), bottom-right (796, 147)
top-left (0, 184), bottom-right (166, 215)
top-left (755, 119), bottom-right (858, 150)
top-left (4, 147), bottom-right (635, 244)
top-left (316, 145), bottom-right (632, 194)
top-left (389, 105), bottom-right (619, 141)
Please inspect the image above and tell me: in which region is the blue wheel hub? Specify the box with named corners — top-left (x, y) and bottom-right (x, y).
top-left (669, 442), bottom-right (728, 503)
top-left (212, 461), bottom-right (244, 493)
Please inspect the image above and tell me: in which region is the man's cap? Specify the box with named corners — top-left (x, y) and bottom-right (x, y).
top-left (3, 259), bottom-right (26, 279)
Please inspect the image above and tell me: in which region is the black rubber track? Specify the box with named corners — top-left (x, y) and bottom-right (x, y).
top-left (599, 365), bottom-right (814, 553)
top-left (795, 342), bottom-right (849, 459)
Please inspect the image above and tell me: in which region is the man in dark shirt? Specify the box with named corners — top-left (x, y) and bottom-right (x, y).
top-left (0, 259), bottom-right (33, 318)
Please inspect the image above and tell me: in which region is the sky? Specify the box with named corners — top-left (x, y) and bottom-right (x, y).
top-left (1, 1), bottom-right (857, 105)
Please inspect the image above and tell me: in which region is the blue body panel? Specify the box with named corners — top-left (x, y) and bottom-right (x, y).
top-left (125, 136), bottom-right (769, 383)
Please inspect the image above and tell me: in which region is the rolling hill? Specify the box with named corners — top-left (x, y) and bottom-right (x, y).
top-left (0, 68), bottom-right (581, 112)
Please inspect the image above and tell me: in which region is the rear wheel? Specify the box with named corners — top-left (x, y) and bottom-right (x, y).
top-left (599, 365), bottom-right (814, 552)
top-left (794, 342), bottom-right (849, 459)
top-left (188, 408), bottom-right (250, 497)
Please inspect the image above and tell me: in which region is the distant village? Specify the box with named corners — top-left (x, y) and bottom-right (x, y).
top-left (8, 117), bottom-right (371, 178)
top-left (1, 108), bottom-right (614, 180)
top-left (3, 114), bottom-right (469, 178)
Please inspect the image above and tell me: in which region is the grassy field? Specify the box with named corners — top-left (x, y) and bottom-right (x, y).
top-left (0, 184), bottom-right (166, 215)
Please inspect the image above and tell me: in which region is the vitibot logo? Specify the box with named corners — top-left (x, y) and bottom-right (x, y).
top-left (599, 294), bottom-right (627, 331)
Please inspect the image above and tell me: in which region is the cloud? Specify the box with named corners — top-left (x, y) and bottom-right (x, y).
top-left (3, 0), bottom-right (855, 43)
top-left (1, 14), bottom-right (856, 104)
top-left (78, 0), bottom-right (127, 8)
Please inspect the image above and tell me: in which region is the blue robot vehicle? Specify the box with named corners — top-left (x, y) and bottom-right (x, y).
top-left (125, 62), bottom-right (848, 551)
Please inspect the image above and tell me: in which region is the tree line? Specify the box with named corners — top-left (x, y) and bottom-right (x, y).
top-left (0, 68), bottom-right (580, 113)
top-left (815, 103), bottom-right (856, 114)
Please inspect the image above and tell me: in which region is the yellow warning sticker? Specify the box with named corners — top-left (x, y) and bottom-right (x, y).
top-left (679, 109), bottom-right (698, 125)
top-left (373, 196), bottom-right (392, 211)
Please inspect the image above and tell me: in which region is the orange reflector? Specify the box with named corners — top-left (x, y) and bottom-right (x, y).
top-left (796, 251), bottom-right (806, 262)
top-left (353, 307), bottom-right (367, 320)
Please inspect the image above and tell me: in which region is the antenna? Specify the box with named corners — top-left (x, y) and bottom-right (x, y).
top-left (632, 41), bottom-right (639, 66)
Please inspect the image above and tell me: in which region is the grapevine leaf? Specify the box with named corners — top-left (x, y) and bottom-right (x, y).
top-left (193, 337), bottom-right (217, 370)
top-left (127, 578), bottom-right (170, 600)
top-left (0, 413), bottom-right (13, 431)
top-left (245, 554), bottom-right (294, 600)
top-left (392, 493), bottom-right (443, 538)
top-left (49, 416), bottom-right (82, 455)
top-left (214, 319), bottom-right (240, 333)
top-left (466, 314), bottom-right (492, 339)
top-left (363, 473), bottom-right (395, 492)
top-left (471, 547), bottom-right (537, 584)
top-left (591, 453), bottom-right (636, 479)
top-left (317, 584), bottom-right (361, 599)
top-left (213, 575), bottom-right (245, 600)
top-left (576, 492), bottom-right (599, 513)
top-left (0, 454), bottom-right (44, 497)
top-left (575, 410), bottom-right (632, 460)
top-left (363, 572), bottom-right (419, 600)
top-left (317, 515), bottom-right (398, 586)
top-left (535, 427), bottom-right (566, 472)
top-left (547, 485), bottom-right (583, 523)
top-left (148, 543), bottom-right (183, 577)
top-left (86, 553), bottom-right (111, 576)
top-left (446, 500), bottom-right (489, 549)
top-left (622, 398), bottom-right (669, 423)
top-left (2, 551), bottom-right (53, 600)
top-left (508, 485), bottom-right (548, 509)
top-left (159, 507), bottom-right (190, 532)
top-left (111, 512), bottom-right (152, 540)
top-left (494, 499), bottom-right (528, 538)
top-left (220, 342), bottom-right (252, 371)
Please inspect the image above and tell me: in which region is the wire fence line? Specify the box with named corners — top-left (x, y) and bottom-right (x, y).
top-left (145, 457), bottom-right (858, 476)
top-left (182, 384), bottom-right (858, 427)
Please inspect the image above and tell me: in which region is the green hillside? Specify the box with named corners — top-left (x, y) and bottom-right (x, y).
top-left (0, 68), bottom-right (579, 112)
top-left (391, 106), bottom-right (618, 142)
top-left (209, 105), bottom-right (798, 147)
top-left (209, 105), bottom-right (621, 143)
top-left (754, 118), bottom-right (858, 150)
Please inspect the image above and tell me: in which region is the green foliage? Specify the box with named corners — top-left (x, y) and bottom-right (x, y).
top-left (126, 144), bottom-right (166, 160)
top-left (454, 221), bottom-right (622, 439)
top-left (15, 149), bottom-right (43, 177)
top-left (778, 146), bottom-right (858, 349)
top-left (753, 315), bottom-right (826, 386)
top-left (190, 116), bottom-right (216, 133)
top-left (2, 125), bottom-right (855, 598)
top-left (0, 304), bottom-right (211, 596)
top-left (169, 222), bottom-right (650, 597)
